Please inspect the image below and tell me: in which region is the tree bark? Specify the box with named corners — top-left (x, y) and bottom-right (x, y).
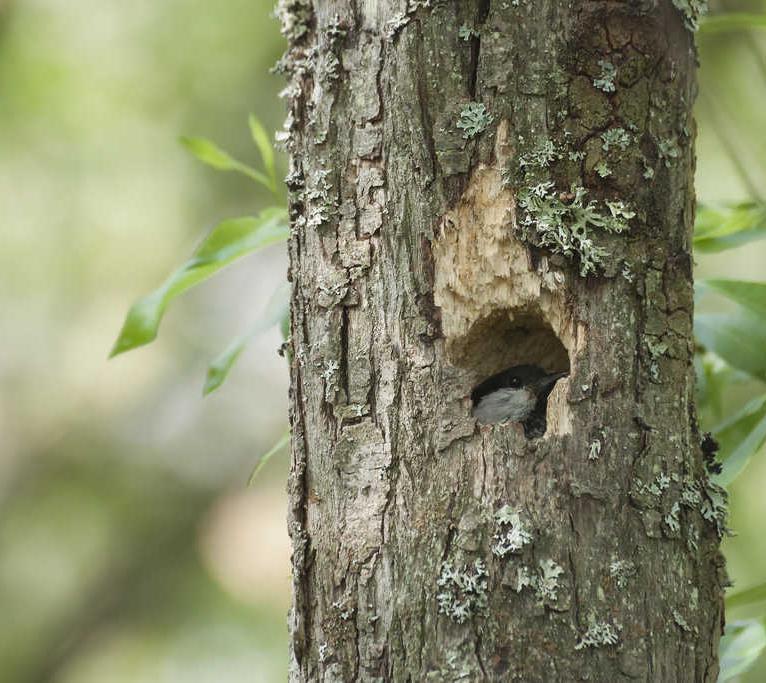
top-left (280, 1), bottom-right (726, 680)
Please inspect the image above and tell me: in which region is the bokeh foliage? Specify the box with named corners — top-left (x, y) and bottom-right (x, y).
top-left (0, 0), bottom-right (291, 681)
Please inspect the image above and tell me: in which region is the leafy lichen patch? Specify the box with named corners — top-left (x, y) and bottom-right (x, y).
top-left (275, 0), bottom-right (313, 42)
top-left (671, 0), bottom-right (708, 31)
top-left (601, 127), bottom-right (631, 153)
top-left (575, 620), bottom-right (621, 650)
top-left (492, 506), bottom-right (533, 557)
top-left (658, 137), bottom-right (681, 167)
top-left (436, 558), bottom-right (489, 623)
top-left (516, 183), bottom-right (634, 276)
top-left (458, 24), bottom-right (479, 41)
top-left (518, 136), bottom-right (560, 171)
top-left (700, 479), bottom-right (730, 537)
top-left (608, 559), bottom-right (636, 589)
top-left (457, 102), bottom-right (494, 139)
top-left (536, 558), bottom-right (565, 604)
top-left (595, 161), bottom-right (611, 178)
top-left (593, 60), bottom-right (617, 93)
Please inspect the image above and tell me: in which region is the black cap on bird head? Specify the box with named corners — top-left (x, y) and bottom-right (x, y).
top-left (471, 364), bottom-right (568, 403)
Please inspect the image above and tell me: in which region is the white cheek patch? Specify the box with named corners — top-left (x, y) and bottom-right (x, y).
top-left (472, 388), bottom-right (537, 424)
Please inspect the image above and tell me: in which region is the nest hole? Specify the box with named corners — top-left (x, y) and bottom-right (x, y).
top-left (452, 309), bottom-right (570, 381)
top-left (451, 308), bottom-right (572, 437)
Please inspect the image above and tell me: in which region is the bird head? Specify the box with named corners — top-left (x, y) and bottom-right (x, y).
top-left (471, 365), bottom-right (568, 426)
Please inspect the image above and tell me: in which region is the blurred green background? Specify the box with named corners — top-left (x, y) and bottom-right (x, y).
top-left (0, 0), bottom-right (764, 681)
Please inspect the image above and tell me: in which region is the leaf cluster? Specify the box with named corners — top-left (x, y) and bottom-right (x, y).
top-left (111, 115), bottom-right (288, 397)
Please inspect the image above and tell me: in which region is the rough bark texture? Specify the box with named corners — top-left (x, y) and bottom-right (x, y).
top-left (280, 1), bottom-right (726, 680)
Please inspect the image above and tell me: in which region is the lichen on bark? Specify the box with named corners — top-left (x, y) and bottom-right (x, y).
top-left (283, 1), bottom-right (725, 680)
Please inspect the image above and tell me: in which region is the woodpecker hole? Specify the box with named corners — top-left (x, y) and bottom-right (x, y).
top-left (432, 120), bottom-right (578, 436)
top-left (451, 308), bottom-right (570, 381)
top-left (456, 307), bottom-right (572, 437)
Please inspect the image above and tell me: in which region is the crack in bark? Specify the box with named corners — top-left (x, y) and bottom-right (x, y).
top-left (473, 624), bottom-right (489, 680)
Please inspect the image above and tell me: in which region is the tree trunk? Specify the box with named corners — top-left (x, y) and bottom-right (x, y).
top-left (281, 1), bottom-right (726, 680)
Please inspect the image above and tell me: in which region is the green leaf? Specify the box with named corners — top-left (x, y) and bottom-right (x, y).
top-left (694, 203), bottom-right (766, 253)
top-left (248, 114), bottom-right (277, 193)
top-left (718, 619), bottom-right (766, 682)
top-left (695, 312), bottom-right (766, 381)
top-left (700, 14), bottom-right (766, 34)
top-left (248, 431), bottom-right (290, 485)
top-left (695, 354), bottom-right (742, 421)
top-left (203, 281), bottom-right (290, 395)
top-left (180, 136), bottom-right (273, 191)
top-left (714, 393), bottom-right (766, 485)
top-left (705, 279), bottom-right (766, 321)
top-left (110, 208), bottom-right (288, 357)
top-left (727, 583), bottom-right (766, 613)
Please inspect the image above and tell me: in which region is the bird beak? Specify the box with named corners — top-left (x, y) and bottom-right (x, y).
top-left (532, 371), bottom-right (568, 393)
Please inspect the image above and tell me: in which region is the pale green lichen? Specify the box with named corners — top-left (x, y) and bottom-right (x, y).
top-left (680, 481), bottom-right (702, 508)
top-left (672, 608), bottom-right (694, 633)
top-left (658, 137), bottom-right (681, 167)
top-left (593, 60), bottom-right (617, 93)
top-left (621, 263), bottom-right (635, 282)
top-left (633, 473), bottom-right (729, 540)
top-left (604, 200), bottom-right (635, 226)
top-left (304, 167), bottom-right (336, 229)
top-left (331, 597), bottom-right (354, 620)
top-left (457, 102), bottom-right (493, 139)
top-left (601, 127), bottom-right (631, 152)
top-left (655, 472), bottom-right (671, 493)
top-left (637, 471), bottom-right (671, 497)
top-left (672, 0), bottom-right (708, 31)
top-left (458, 24), bottom-right (479, 41)
top-left (609, 559), bottom-right (635, 589)
top-left (507, 560), bottom-right (565, 605)
top-left (320, 51), bottom-right (340, 82)
top-left (511, 132), bottom-right (634, 277)
top-left (519, 137), bottom-right (560, 170)
top-left (275, 0), bottom-right (313, 42)
top-left (679, 478), bottom-right (729, 537)
top-left (317, 18), bottom-right (345, 83)
top-left (664, 501), bottom-right (681, 534)
top-left (492, 506), bottom-right (533, 557)
top-left (700, 479), bottom-right (730, 537)
top-left (436, 559), bottom-right (489, 623)
top-left (595, 161), bottom-right (611, 178)
top-left (516, 183), bottom-right (635, 276)
top-left (537, 559), bottom-right (564, 602)
top-left (575, 620), bottom-right (620, 650)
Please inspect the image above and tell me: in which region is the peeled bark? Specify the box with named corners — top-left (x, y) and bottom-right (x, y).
top-left (281, 1), bottom-right (726, 680)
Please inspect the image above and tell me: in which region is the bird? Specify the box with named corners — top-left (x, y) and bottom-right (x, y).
top-left (471, 365), bottom-right (568, 438)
